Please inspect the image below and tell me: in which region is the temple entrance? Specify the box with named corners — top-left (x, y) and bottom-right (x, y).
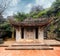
top-left (21, 27), bottom-right (39, 40)
top-left (24, 27), bottom-right (35, 40)
top-left (21, 28), bottom-right (24, 39)
top-left (35, 28), bottom-right (38, 39)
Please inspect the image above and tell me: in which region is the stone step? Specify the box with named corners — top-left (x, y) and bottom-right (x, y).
top-left (11, 44), bottom-right (48, 47)
top-left (0, 45), bottom-right (8, 47)
top-left (48, 44), bottom-right (60, 47)
top-left (5, 46), bottom-right (53, 50)
top-left (11, 44), bottom-right (60, 47)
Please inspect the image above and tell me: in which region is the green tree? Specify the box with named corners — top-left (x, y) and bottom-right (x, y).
top-left (30, 5), bottom-right (44, 18)
top-left (45, 0), bottom-right (60, 39)
top-left (46, 0), bottom-right (60, 17)
top-left (0, 0), bottom-right (12, 23)
top-left (14, 12), bottom-right (27, 21)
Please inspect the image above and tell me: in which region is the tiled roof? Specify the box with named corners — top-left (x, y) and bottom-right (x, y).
top-left (9, 18), bottom-right (52, 27)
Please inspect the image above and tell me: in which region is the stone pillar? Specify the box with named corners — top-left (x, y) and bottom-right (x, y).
top-left (16, 28), bottom-right (21, 42)
top-left (12, 27), bottom-right (14, 39)
top-left (38, 27), bottom-right (44, 40)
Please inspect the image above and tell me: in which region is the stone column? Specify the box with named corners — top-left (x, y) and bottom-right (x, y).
top-left (38, 27), bottom-right (44, 41)
top-left (16, 28), bottom-right (21, 42)
top-left (12, 27), bottom-right (14, 39)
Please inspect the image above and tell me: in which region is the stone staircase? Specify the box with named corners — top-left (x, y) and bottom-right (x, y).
top-left (5, 42), bottom-right (54, 50)
top-left (5, 45), bottom-right (53, 50)
top-left (0, 40), bottom-right (60, 50)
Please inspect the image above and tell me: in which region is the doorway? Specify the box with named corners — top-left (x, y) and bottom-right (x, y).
top-left (21, 28), bottom-right (24, 39)
top-left (35, 28), bottom-right (38, 39)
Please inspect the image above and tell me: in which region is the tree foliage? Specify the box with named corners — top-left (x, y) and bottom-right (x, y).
top-left (0, 0), bottom-right (12, 24)
top-left (30, 5), bottom-right (44, 18)
top-left (14, 12), bottom-right (28, 21)
top-left (0, 0), bottom-right (11, 15)
top-left (0, 0), bottom-right (12, 38)
top-left (45, 0), bottom-right (60, 38)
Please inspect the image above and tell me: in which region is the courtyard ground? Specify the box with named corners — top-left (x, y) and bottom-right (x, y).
top-left (0, 40), bottom-right (60, 56)
top-left (0, 47), bottom-right (60, 56)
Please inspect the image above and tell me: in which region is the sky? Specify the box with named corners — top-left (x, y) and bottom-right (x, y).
top-left (3, 0), bottom-right (55, 18)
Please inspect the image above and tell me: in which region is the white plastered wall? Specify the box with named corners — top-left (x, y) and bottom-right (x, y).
top-left (38, 27), bottom-right (44, 40)
top-left (15, 27), bottom-right (44, 42)
top-left (16, 28), bottom-right (21, 42)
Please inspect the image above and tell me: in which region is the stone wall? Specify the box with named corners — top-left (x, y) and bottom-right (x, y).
top-left (24, 28), bottom-right (35, 40)
top-left (16, 27), bottom-right (44, 42)
top-left (16, 28), bottom-right (21, 42)
top-left (38, 27), bottom-right (44, 40)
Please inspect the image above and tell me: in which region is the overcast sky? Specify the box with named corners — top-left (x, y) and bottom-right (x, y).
top-left (3, 0), bottom-right (55, 18)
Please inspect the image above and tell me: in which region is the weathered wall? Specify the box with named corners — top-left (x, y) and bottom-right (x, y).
top-left (24, 29), bottom-right (35, 40)
top-left (38, 27), bottom-right (44, 40)
top-left (16, 27), bottom-right (44, 42)
top-left (16, 28), bottom-right (21, 42)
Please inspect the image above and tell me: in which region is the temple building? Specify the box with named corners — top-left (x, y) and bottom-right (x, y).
top-left (9, 18), bottom-right (52, 42)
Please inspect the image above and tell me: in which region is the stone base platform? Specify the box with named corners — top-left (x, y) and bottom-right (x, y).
top-left (16, 39), bottom-right (44, 43)
top-left (0, 39), bottom-right (59, 50)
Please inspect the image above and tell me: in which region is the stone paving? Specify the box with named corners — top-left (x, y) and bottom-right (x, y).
top-left (2, 40), bottom-right (60, 47)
